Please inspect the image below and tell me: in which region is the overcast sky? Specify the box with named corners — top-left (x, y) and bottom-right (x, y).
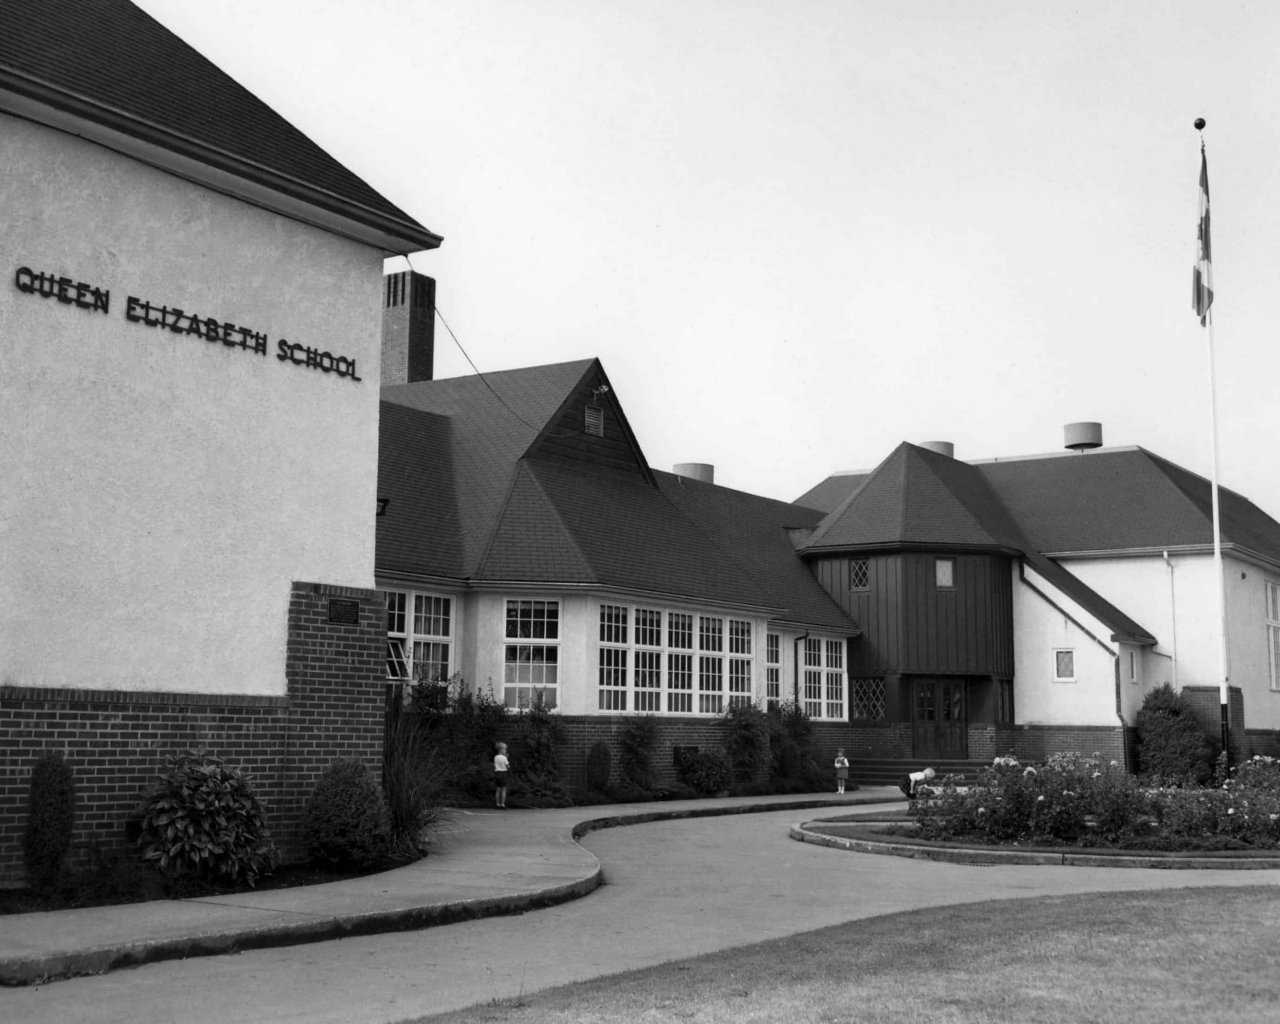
top-left (140, 1), bottom-right (1280, 516)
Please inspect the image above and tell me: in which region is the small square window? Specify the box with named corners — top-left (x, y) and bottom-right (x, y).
top-left (585, 405), bottom-right (604, 436)
top-left (849, 558), bottom-right (869, 590)
top-left (935, 558), bottom-right (955, 589)
top-left (1053, 649), bottom-right (1075, 682)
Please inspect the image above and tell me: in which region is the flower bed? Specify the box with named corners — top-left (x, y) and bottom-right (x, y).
top-left (909, 753), bottom-right (1280, 852)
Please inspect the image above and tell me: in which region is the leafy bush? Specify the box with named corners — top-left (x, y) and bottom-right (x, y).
top-left (585, 740), bottom-right (612, 793)
top-left (510, 694), bottom-right (573, 807)
top-left (676, 749), bottom-right (732, 796)
top-left (720, 701), bottom-right (770, 783)
top-left (1137, 683), bottom-right (1216, 785)
top-left (414, 680), bottom-right (508, 802)
top-left (382, 709), bottom-right (446, 859)
top-left (23, 752), bottom-right (76, 895)
top-left (1231, 755), bottom-right (1280, 795)
top-left (137, 750), bottom-right (277, 886)
top-left (618, 715), bottom-right (657, 791)
top-left (302, 759), bottom-right (391, 868)
top-left (767, 701), bottom-right (816, 788)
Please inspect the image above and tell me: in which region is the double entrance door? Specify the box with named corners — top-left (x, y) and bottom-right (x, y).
top-left (911, 677), bottom-right (967, 760)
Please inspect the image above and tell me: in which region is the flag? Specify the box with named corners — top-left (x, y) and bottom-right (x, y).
top-left (1193, 146), bottom-right (1213, 326)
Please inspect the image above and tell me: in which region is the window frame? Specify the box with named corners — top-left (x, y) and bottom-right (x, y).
top-left (1052, 647), bottom-right (1076, 683)
top-left (503, 598), bottom-right (561, 709)
top-left (384, 588), bottom-right (455, 684)
top-left (935, 557), bottom-right (956, 590)
top-left (1267, 580), bottom-right (1280, 692)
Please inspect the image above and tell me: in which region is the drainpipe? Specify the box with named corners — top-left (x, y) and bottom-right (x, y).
top-left (1163, 550), bottom-right (1178, 688)
top-left (793, 631), bottom-right (809, 706)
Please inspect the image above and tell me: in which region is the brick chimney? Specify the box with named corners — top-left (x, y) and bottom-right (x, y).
top-left (381, 270), bottom-right (435, 385)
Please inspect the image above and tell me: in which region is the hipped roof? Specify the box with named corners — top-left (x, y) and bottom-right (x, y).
top-left (378, 360), bottom-right (857, 633)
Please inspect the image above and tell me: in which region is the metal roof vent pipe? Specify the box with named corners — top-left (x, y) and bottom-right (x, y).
top-left (673, 463), bottom-right (714, 484)
top-left (918, 441), bottom-right (955, 458)
top-left (1064, 422), bottom-right (1103, 452)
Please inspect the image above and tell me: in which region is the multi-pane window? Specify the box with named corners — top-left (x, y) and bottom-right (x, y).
top-left (849, 558), bottom-right (870, 590)
top-left (385, 590), bottom-right (453, 683)
top-left (850, 677), bottom-right (886, 720)
top-left (504, 599), bottom-right (559, 708)
top-left (1053, 648), bottom-right (1075, 682)
top-left (825, 640), bottom-right (845, 719)
top-left (803, 638), bottom-right (823, 718)
top-left (766, 633), bottom-right (781, 707)
top-left (594, 605), bottom-right (756, 715)
top-left (1268, 581), bottom-right (1280, 691)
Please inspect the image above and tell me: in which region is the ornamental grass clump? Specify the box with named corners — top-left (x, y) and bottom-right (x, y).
top-left (137, 750), bottom-right (277, 887)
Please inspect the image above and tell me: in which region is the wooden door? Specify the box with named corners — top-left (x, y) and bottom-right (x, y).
top-left (912, 678), bottom-right (967, 759)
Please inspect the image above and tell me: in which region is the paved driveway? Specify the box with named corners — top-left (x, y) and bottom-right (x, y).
top-left (2, 805), bottom-right (1276, 1023)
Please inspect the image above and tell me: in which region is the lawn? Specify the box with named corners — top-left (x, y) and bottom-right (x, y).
top-left (409, 885), bottom-right (1280, 1024)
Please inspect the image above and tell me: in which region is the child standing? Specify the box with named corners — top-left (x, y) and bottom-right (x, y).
top-left (493, 742), bottom-right (510, 808)
top-left (834, 748), bottom-right (849, 794)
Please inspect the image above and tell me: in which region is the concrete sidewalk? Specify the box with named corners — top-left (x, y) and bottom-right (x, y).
top-left (0, 790), bottom-right (897, 987)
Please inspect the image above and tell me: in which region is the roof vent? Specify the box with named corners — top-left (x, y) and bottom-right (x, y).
top-left (1064, 422), bottom-right (1103, 451)
top-left (918, 441), bottom-right (954, 458)
top-left (673, 463), bottom-right (714, 484)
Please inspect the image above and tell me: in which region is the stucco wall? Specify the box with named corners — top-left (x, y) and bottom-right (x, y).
top-left (0, 113), bottom-right (383, 696)
top-left (1011, 563), bottom-right (1119, 727)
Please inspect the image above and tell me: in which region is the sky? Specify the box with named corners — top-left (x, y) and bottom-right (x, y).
top-left (139, 0), bottom-right (1280, 516)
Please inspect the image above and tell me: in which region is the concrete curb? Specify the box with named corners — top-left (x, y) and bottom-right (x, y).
top-left (0, 794), bottom-right (893, 988)
top-left (789, 821), bottom-right (1280, 870)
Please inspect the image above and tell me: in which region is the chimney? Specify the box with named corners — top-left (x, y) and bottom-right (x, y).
top-left (918, 441), bottom-right (955, 458)
top-left (381, 270), bottom-right (435, 385)
top-left (673, 463), bottom-right (714, 484)
top-left (1064, 422), bottom-right (1103, 451)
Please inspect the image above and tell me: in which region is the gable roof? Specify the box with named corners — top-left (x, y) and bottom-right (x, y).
top-left (799, 443), bottom-right (1154, 644)
top-left (0, 0), bottom-right (439, 253)
top-left (377, 360), bottom-right (859, 632)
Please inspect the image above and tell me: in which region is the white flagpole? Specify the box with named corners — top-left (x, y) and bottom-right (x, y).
top-left (1195, 120), bottom-right (1231, 763)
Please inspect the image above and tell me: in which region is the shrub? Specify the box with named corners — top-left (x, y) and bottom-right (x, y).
top-left (585, 740), bottom-right (612, 793)
top-left (676, 749), bottom-right (732, 796)
top-left (1231, 755), bottom-right (1280, 795)
top-left (415, 680), bottom-right (509, 802)
top-left (303, 759), bottom-right (391, 868)
top-left (1137, 684), bottom-right (1216, 785)
top-left (767, 701), bottom-right (815, 786)
top-left (382, 708), bottom-right (446, 859)
top-left (509, 692), bottom-right (573, 806)
top-left (618, 715), bottom-right (658, 791)
top-left (720, 701), bottom-right (770, 783)
top-left (23, 752), bottom-right (76, 895)
top-left (137, 750), bottom-right (276, 886)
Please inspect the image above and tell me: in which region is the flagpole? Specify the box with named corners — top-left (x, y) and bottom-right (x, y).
top-left (1194, 118), bottom-right (1231, 764)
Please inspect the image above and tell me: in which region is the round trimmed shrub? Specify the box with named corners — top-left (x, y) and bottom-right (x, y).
top-left (303, 759), bottom-right (391, 868)
top-left (138, 750), bottom-right (276, 887)
top-left (1137, 683), bottom-right (1215, 785)
top-left (23, 752), bottom-right (76, 895)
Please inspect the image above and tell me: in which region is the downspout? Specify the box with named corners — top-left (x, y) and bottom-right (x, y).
top-left (793, 631), bottom-right (809, 706)
top-left (1163, 550), bottom-right (1178, 688)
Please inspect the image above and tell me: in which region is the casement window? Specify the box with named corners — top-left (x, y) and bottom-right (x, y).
top-left (850, 677), bottom-right (886, 721)
top-left (849, 558), bottom-right (869, 590)
top-left (1053, 648), bottom-right (1076, 682)
top-left (504, 599), bottom-right (560, 709)
top-left (384, 590), bottom-right (453, 683)
top-left (1267, 581), bottom-right (1280, 691)
top-left (765, 633), bottom-right (781, 707)
top-left (596, 604), bottom-right (755, 715)
top-left (935, 557), bottom-right (955, 589)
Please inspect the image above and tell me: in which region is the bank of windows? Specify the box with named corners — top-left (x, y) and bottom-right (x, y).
top-left (765, 633), bottom-right (781, 707)
top-left (505, 599), bottom-right (559, 709)
top-left (1268, 581), bottom-right (1280, 691)
top-left (803, 638), bottom-right (846, 720)
top-left (598, 604), bottom-right (754, 715)
top-left (385, 591), bottom-right (452, 683)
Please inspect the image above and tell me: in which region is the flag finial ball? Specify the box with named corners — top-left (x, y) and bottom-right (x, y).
top-left (1194, 117), bottom-right (1206, 130)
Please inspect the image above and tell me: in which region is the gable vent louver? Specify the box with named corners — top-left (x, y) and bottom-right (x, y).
top-left (585, 405), bottom-right (604, 436)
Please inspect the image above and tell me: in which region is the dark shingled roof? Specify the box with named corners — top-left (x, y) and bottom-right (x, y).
top-left (799, 443), bottom-right (1155, 644)
top-left (0, 0), bottom-right (439, 251)
top-left (377, 360), bottom-right (858, 632)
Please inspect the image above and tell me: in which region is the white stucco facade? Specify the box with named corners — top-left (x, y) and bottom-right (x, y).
top-left (0, 113), bottom-right (385, 695)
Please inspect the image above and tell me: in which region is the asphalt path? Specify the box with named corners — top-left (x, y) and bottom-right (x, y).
top-left (2, 806), bottom-right (1277, 1023)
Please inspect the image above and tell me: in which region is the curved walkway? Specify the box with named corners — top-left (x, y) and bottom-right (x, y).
top-left (0, 790), bottom-right (892, 987)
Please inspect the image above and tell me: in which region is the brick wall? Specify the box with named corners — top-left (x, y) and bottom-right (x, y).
top-left (1006, 724), bottom-right (1127, 766)
top-left (0, 581), bottom-right (384, 886)
top-left (1179, 686), bottom-right (1246, 759)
